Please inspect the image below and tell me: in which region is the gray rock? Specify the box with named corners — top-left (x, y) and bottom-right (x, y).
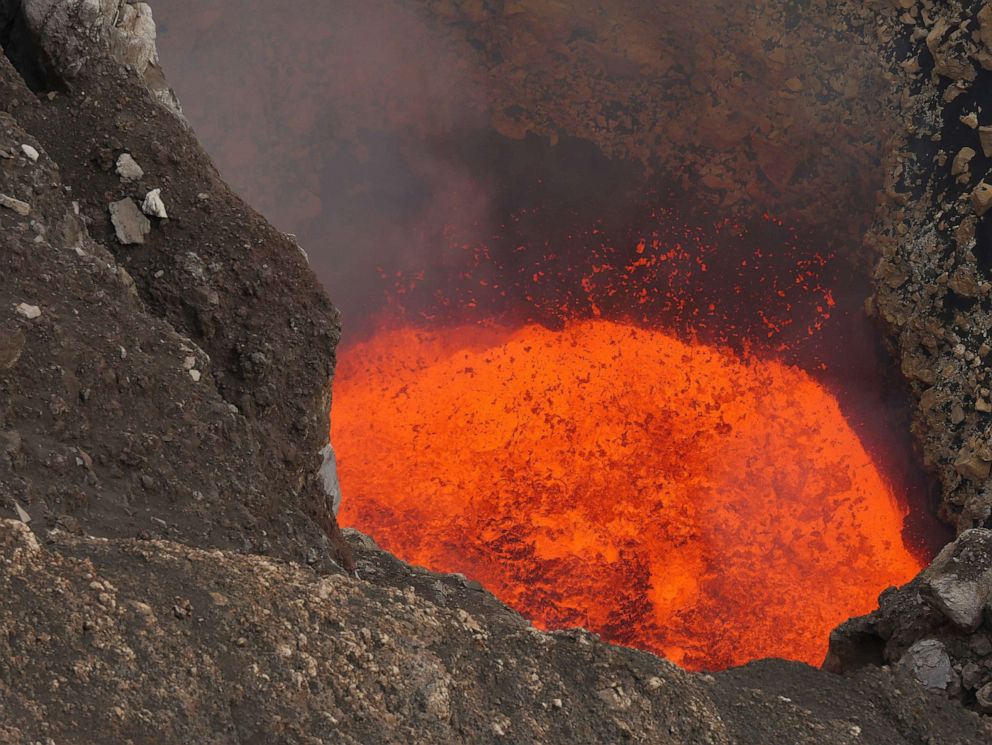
top-left (923, 528), bottom-right (992, 631)
top-left (109, 198), bottom-right (151, 245)
top-left (116, 153), bottom-right (144, 181)
top-left (0, 329), bottom-right (25, 370)
top-left (20, 0), bottom-right (183, 118)
top-left (15, 304), bottom-right (41, 320)
top-left (20, 144), bottom-right (39, 162)
top-left (926, 575), bottom-right (986, 631)
top-left (961, 662), bottom-right (984, 691)
top-left (977, 682), bottom-right (992, 715)
top-left (0, 194), bottom-right (30, 216)
top-left (900, 639), bottom-right (955, 691)
top-left (142, 188), bottom-right (168, 219)
top-left (319, 444), bottom-right (342, 515)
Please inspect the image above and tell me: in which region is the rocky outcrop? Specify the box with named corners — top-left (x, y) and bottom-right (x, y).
top-left (0, 518), bottom-right (989, 744)
top-left (827, 529), bottom-right (992, 713)
top-left (0, 1), bottom-right (350, 568)
top-left (15, 0), bottom-right (181, 115)
top-left (867, 0), bottom-right (992, 533)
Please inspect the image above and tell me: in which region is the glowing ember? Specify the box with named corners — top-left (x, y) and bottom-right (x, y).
top-left (333, 319), bottom-right (922, 670)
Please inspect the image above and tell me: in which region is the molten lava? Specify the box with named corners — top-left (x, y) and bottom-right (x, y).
top-left (333, 319), bottom-right (922, 670)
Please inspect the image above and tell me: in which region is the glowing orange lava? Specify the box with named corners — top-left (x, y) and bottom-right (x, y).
top-left (333, 319), bottom-right (922, 670)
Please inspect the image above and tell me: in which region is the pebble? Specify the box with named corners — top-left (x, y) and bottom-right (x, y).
top-left (0, 194), bottom-right (31, 216)
top-left (116, 153), bottom-right (144, 181)
top-left (142, 188), bottom-right (168, 219)
top-left (189, 369), bottom-right (202, 382)
top-left (20, 144), bottom-right (39, 161)
top-left (15, 303), bottom-right (41, 320)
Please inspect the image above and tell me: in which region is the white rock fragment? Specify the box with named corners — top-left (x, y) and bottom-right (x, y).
top-left (0, 194), bottom-right (31, 216)
top-left (13, 502), bottom-right (31, 524)
top-left (319, 444), bottom-right (342, 515)
top-left (20, 144), bottom-right (39, 162)
top-left (116, 153), bottom-right (144, 181)
top-left (15, 303), bottom-right (41, 320)
top-left (182, 356), bottom-right (196, 370)
top-left (142, 188), bottom-right (168, 219)
top-left (189, 369), bottom-right (201, 382)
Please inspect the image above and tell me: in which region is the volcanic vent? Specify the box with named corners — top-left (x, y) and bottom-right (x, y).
top-left (153, 0), bottom-right (943, 671)
top-left (330, 199), bottom-right (925, 670)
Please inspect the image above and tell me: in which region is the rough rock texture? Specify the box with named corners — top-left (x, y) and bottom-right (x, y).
top-left (16, 0), bottom-right (182, 115)
top-left (0, 1), bottom-right (351, 569)
top-left (0, 519), bottom-right (989, 744)
top-left (867, 0), bottom-right (992, 533)
top-left (0, 0), bottom-right (991, 742)
top-left (828, 529), bottom-right (992, 713)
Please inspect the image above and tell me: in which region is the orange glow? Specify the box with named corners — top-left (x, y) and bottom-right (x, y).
top-left (333, 319), bottom-right (922, 670)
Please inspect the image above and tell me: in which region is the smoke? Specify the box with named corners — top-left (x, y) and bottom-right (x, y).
top-left (153, 0), bottom-right (496, 329)
top-left (152, 0), bottom-right (893, 335)
top-left (151, 0), bottom-right (949, 551)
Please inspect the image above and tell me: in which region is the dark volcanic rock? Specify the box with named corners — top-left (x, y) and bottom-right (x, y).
top-left (827, 529), bottom-right (992, 712)
top-left (0, 519), bottom-right (989, 744)
top-left (866, 0), bottom-right (992, 534)
top-left (0, 0), bottom-right (351, 570)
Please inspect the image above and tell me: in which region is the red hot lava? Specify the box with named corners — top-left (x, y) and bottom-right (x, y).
top-left (331, 211), bottom-right (923, 671)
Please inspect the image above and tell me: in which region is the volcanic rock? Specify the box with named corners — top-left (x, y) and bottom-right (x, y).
top-left (17, 0), bottom-right (182, 116)
top-left (979, 4), bottom-right (992, 51)
top-left (116, 152), bottom-right (144, 180)
top-left (108, 197), bottom-right (151, 244)
top-left (955, 448), bottom-right (992, 482)
top-left (828, 529), bottom-right (992, 712)
top-left (0, 193), bottom-right (30, 215)
top-left (952, 147), bottom-right (977, 178)
top-left (923, 529), bottom-right (992, 632)
top-left (901, 639), bottom-right (956, 691)
top-left (972, 182), bottom-right (992, 216)
top-left (866, 0), bottom-right (992, 535)
top-left (142, 187), bottom-right (167, 218)
top-left (954, 146), bottom-right (976, 172)
top-left (14, 303), bottom-right (40, 320)
top-left (978, 683), bottom-right (992, 715)
top-left (0, 518), bottom-right (989, 744)
top-left (980, 126), bottom-right (992, 157)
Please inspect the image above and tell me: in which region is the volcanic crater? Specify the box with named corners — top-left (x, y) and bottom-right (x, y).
top-left (152, 0), bottom-right (955, 671)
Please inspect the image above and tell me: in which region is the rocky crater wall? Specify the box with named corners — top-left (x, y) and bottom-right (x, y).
top-left (0, 0), bottom-right (991, 742)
